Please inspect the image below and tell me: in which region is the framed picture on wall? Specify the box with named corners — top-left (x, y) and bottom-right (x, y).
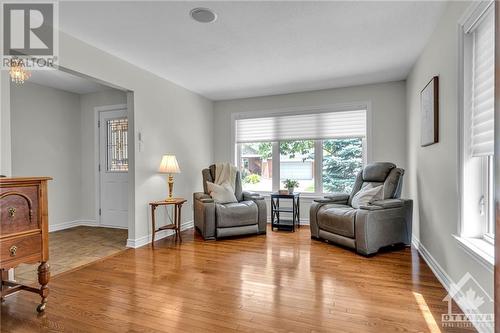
top-left (420, 76), bottom-right (439, 147)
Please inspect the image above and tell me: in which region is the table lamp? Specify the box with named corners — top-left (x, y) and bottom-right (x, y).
top-left (158, 155), bottom-right (181, 201)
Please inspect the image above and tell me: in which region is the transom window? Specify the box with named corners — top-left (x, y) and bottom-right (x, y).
top-left (236, 109), bottom-right (367, 194)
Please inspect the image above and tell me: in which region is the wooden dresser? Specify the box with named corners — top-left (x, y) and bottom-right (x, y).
top-left (0, 177), bottom-right (51, 312)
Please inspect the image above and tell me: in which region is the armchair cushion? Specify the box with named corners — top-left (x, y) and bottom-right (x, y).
top-left (216, 201), bottom-right (258, 228)
top-left (362, 162), bottom-right (395, 182)
top-left (317, 204), bottom-right (356, 238)
top-left (351, 184), bottom-right (383, 209)
top-left (207, 182), bottom-right (238, 204)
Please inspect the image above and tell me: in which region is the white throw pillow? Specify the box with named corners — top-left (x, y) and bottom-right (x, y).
top-left (351, 184), bottom-right (384, 209)
top-left (206, 181), bottom-right (238, 204)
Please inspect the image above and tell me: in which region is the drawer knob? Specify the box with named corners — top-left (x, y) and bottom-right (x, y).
top-left (7, 207), bottom-right (16, 218)
top-left (9, 245), bottom-right (17, 257)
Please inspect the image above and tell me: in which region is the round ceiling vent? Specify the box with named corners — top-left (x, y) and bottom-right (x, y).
top-left (190, 8), bottom-right (217, 23)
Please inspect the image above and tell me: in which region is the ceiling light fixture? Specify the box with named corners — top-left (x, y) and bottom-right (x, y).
top-left (9, 58), bottom-right (31, 85)
top-left (190, 8), bottom-right (217, 23)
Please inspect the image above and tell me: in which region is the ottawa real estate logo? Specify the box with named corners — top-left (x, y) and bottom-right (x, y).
top-left (442, 272), bottom-right (493, 330)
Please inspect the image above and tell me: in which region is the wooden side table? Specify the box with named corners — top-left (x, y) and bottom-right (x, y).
top-left (149, 198), bottom-right (187, 247)
top-left (270, 192), bottom-right (300, 232)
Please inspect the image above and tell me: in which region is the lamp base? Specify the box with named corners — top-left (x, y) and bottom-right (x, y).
top-left (166, 174), bottom-right (175, 201)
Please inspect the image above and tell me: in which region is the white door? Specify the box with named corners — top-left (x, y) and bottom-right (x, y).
top-left (99, 109), bottom-right (128, 228)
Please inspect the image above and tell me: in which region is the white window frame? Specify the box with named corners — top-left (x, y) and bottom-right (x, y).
top-left (230, 102), bottom-right (373, 197)
top-left (456, 0), bottom-right (495, 269)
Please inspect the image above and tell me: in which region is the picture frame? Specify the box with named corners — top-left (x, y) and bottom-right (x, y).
top-left (420, 76), bottom-right (439, 147)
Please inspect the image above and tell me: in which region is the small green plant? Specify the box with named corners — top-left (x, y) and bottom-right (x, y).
top-left (282, 179), bottom-right (299, 189)
top-left (244, 174), bottom-right (261, 184)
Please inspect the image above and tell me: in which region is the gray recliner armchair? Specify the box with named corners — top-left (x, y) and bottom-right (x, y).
top-left (310, 162), bottom-right (412, 255)
top-left (193, 165), bottom-right (267, 240)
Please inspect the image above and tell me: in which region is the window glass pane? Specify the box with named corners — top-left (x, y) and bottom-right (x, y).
top-left (279, 140), bottom-right (315, 193)
top-left (322, 138), bottom-right (363, 193)
top-left (239, 142), bottom-right (273, 192)
top-left (107, 118), bottom-right (128, 172)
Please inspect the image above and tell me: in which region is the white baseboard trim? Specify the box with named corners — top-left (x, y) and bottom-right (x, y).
top-left (412, 236), bottom-right (492, 333)
top-left (49, 220), bottom-right (100, 232)
top-left (126, 220), bottom-right (194, 249)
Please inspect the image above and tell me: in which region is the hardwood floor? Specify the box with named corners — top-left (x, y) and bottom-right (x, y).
top-left (14, 226), bottom-right (127, 285)
top-left (1, 226), bottom-right (475, 332)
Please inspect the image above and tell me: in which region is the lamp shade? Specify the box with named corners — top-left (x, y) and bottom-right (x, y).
top-left (158, 155), bottom-right (181, 174)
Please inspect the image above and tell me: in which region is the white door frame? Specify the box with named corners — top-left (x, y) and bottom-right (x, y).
top-left (94, 104), bottom-right (128, 228)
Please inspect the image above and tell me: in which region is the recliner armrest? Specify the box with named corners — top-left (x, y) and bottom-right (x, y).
top-left (314, 193), bottom-right (349, 204)
top-left (243, 191), bottom-right (265, 201)
top-left (359, 199), bottom-right (403, 210)
top-left (242, 191), bottom-right (267, 234)
top-left (371, 199), bottom-right (404, 208)
top-left (194, 192), bottom-right (214, 203)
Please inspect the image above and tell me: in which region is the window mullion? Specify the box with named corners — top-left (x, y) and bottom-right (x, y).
top-left (235, 144), bottom-right (241, 169)
top-left (315, 140), bottom-right (323, 194)
top-left (272, 141), bottom-right (280, 192)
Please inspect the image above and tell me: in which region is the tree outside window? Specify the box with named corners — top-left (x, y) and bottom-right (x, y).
top-left (322, 138), bottom-right (363, 193)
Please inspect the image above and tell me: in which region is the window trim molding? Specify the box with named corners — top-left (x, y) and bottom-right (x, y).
top-left (230, 101), bottom-right (373, 195)
top-left (456, 1), bottom-right (495, 261)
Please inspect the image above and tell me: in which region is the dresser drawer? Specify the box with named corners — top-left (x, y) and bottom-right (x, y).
top-left (0, 186), bottom-right (39, 236)
top-left (1, 234), bottom-right (42, 265)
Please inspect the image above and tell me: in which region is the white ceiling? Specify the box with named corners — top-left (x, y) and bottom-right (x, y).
top-left (59, 1), bottom-right (448, 100)
top-left (29, 69), bottom-right (112, 95)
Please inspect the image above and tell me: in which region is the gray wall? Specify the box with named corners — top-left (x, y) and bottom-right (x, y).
top-left (214, 81), bottom-right (407, 170)
top-left (406, 0), bottom-right (492, 305)
top-left (11, 82), bottom-right (83, 226)
top-left (0, 72), bottom-right (11, 176)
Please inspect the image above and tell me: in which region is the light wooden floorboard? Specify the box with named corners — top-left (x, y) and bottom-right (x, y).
top-left (14, 226), bottom-right (127, 285)
top-left (1, 226), bottom-right (474, 332)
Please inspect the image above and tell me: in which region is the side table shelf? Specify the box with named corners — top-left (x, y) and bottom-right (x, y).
top-left (270, 193), bottom-right (300, 232)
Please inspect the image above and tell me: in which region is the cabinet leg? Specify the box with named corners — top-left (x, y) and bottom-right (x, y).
top-left (36, 262), bottom-right (50, 312)
top-left (1, 269), bottom-right (7, 302)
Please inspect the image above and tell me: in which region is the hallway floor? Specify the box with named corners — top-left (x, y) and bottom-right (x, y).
top-left (14, 226), bottom-right (127, 285)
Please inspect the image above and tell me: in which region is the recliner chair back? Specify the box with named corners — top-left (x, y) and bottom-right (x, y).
top-left (202, 164), bottom-right (244, 202)
top-left (348, 162), bottom-right (404, 206)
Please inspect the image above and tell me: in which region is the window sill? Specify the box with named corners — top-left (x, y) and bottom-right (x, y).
top-left (453, 235), bottom-right (494, 271)
top-left (245, 191), bottom-right (327, 200)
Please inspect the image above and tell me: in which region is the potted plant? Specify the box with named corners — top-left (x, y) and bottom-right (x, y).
top-left (283, 179), bottom-right (299, 194)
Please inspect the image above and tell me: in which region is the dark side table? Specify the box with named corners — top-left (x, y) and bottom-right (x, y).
top-left (271, 192), bottom-right (300, 232)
